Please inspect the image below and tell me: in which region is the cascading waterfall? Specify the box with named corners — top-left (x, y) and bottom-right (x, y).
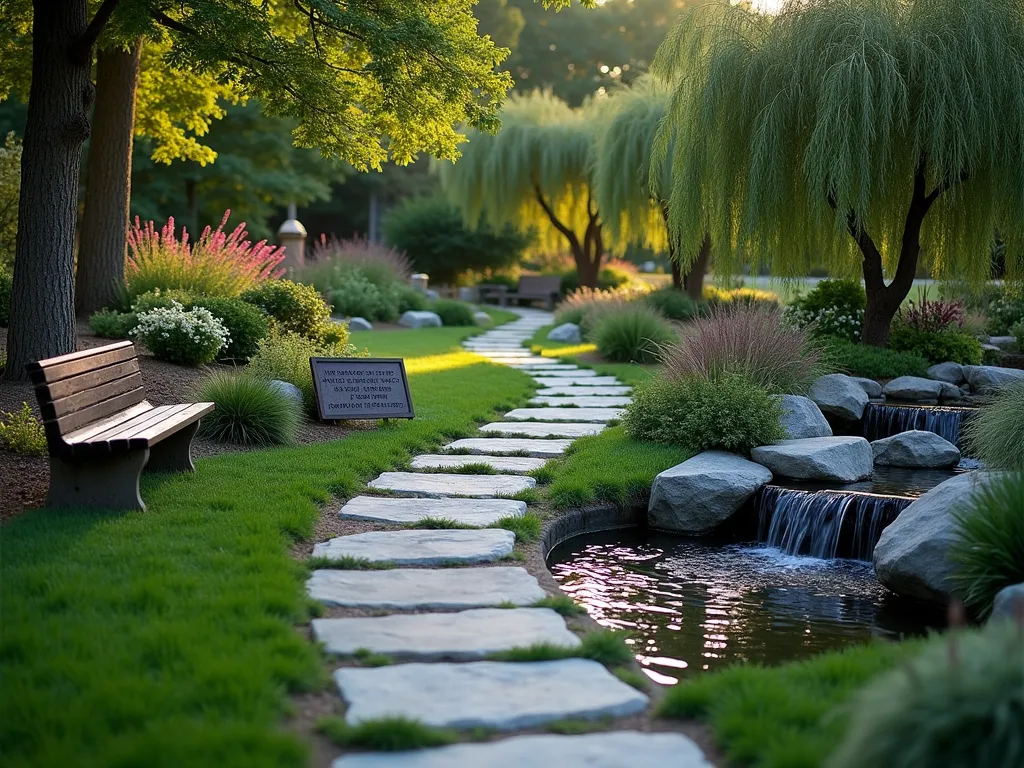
top-left (755, 485), bottom-right (913, 560)
top-left (862, 403), bottom-right (972, 446)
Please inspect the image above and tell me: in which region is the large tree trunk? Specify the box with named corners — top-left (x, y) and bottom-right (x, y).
top-left (4, 0), bottom-right (92, 381)
top-left (75, 41), bottom-right (142, 316)
top-left (683, 233), bottom-right (711, 301)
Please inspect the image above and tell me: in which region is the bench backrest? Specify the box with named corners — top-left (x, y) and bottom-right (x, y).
top-left (26, 341), bottom-right (146, 444)
top-left (516, 275), bottom-right (562, 296)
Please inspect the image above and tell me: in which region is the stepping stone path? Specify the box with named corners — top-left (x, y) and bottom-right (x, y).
top-left (307, 308), bottom-right (709, 765)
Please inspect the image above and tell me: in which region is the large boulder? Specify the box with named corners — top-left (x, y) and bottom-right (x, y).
top-left (547, 323), bottom-right (582, 344)
top-left (938, 382), bottom-right (962, 402)
top-left (750, 436), bottom-right (873, 482)
top-left (873, 472), bottom-right (998, 603)
top-left (871, 430), bottom-right (961, 468)
top-left (268, 380), bottom-right (304, 408)
top-left (927, 362), bottom-right (965, 385)
top-left (962, 365), bottom-right (1024, 394)
top-left (851, 377), bottom-right (883, 398)
top-left (883, 375), bottom-right (943, 401)
top-left (399, 310), bottom-right (443, 329)
top-left (777, 395), bottom-right (833, 439)
top-left (474, 311), bottom-right (492, 325)
top-left (809, 374), bottom-right (869, 421)
top-left (648, 451), bottom-right (772, 534)
top-left (990, 583), bottom-right (1024, 624)
top-left (348, 316), bottom-right (373, 331)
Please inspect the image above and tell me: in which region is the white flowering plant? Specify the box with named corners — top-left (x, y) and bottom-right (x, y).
top-left (134, 301), bottom-right (230, 366)
top-left (782, 304), bottom-right (864, 343)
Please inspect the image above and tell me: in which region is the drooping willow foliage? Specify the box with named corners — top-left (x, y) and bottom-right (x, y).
top-left (652, 0), bottom-right (1024, 288)
top-left (439, 90), bottom-right (607, 282)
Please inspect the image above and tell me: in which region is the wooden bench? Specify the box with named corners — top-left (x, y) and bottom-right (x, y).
top-left (492, 275), bottom-right (563, 310)
top-left (26, 341), bottom-right (214, 511)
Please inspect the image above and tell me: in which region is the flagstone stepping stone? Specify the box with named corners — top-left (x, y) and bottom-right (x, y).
top-left (480, 422), bottom-right (606, 438)
top-left (334, 659), bottom-right (648, 730)
top-left (503, 407), bottom-right (623, 423)
top-left (529, 395), bottom-right (632, 407)
top-left (530, 369), bottom-right (598, 378)
top-left (409, 454), bottom-right (547, 473)
top-left (312, 528), bottom-right (515, 565)
top-left (486, 358), bottom-right (556, 366)
top-left (338, 496), bottom-right (526, 526)
top-left (467, 349), bottom-right (534, 356)
top-left (444, 437), bottom-right (573, 458)
top-left (534, 376), bottom-right (620, 386)
top-left (368, 471), bottom-right (535, 498)
top-left (307, 567), bottom-right (545, 609)
top-left (536, 386), bottom-right (632, 396)
top-left (332, 731), bottom-right (713, 768)
top-left (313, 607), bottom-right (579, 660)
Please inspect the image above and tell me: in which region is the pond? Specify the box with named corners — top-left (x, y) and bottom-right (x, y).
top-left (548, 528), bottom-right (944, 686)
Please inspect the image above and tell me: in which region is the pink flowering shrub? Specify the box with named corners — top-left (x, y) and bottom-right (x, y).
top-left (899, 288), bottom-right (966, 333)
top-left (125, 210), bottom-right (285, 300)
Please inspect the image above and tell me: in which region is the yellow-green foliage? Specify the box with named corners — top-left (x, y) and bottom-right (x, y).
top-left (249, 332), bottom-right (361, 412)
top-left (0, 403), bottom-right (47, 456)
top-left (653, 0), bottom-right (1024, 283)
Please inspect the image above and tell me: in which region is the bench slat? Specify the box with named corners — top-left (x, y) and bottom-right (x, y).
top-left (84, 404), bottom-right (195, 444)
top-left (37, 359), bottom-right (141, 401)
top-left (49, 388), bottom-right (150, 438)
top-left (27, 341), bottom-right (136, 385)
top-left (109, 402), bottom-right (214, 450)
top-left (42, 373), bottom-right (145, 421)
top-left (62, 402), bottom-right (155, 445)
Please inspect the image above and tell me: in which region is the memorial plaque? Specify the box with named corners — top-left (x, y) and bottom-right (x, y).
top-left (309, 358), bottom-right (415, 421)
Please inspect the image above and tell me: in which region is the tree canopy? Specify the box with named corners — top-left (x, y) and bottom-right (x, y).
top-left (653, 0), bottom-right (1024, 342)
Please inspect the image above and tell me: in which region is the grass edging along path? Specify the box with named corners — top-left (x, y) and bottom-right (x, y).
top-left (525, 325), bottom-right (658, 386)
top-left (0, 319), bottom-right (535, 768)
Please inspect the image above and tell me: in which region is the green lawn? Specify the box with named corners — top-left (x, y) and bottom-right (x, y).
top-left (0, 322), bottom-right (534, 767)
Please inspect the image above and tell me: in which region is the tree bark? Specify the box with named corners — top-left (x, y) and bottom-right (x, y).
top-left (533, 185), bottom-right (604, 289)
top-left (75, 41), bottom-right (142, 316)
top-left (683, 233), bottom-right (711, 302)
top-left (4, 0), bottom-right (92, 381)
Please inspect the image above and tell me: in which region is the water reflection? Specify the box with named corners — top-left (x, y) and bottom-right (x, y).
top-left (548, 529), bottom-right (943, 685)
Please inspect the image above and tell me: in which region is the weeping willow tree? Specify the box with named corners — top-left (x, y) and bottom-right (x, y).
top-left (592, 77), bottom-right (709, 300)
top-left (439, 90), bottom-right (606, 287)
top-left (653, 0), bottom-right (1024, 345)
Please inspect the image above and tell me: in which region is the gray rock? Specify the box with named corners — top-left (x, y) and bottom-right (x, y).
top-left (480, 422), bottom-right (605, 438)
top-left (313, 608), bottom-right (580, 660)
top-left (409, 453), bottom-right (547, 473)
top-left (938, 381), bottom-right (963, 401)
top-left (307, 566), bottom-right (545, 609)
top-left (963, 365), bottom-right (1024, 394)
top-left (338, 495), bottom-right (525, 527)
top-left (267, 379), bottom-right (303, 407)
top-left (367, 471), bottom-right (535, 498)
top-left (990, 583), bottom-right (1024, 623)
top-left (649, 451), bottom-right (773, 534)
top-left (348, 316), bottom-right (373, 331)
top-left (333, 659), bottom-right (648, 730)
top-left (883, 376), bottom-right (944, 401)
top-left (332, 732), bottom-right (713, 768)
top-left (547, 323), bottom-right (582, 343)
top-left (871, 430), bottom-right (961, 468)
top-left (873, 472), bottom-right (999, 602)
top-left (312, 528), bottom-right (515, 565)
top-left (959, 383), bottom-right (972, 395)
top-left (425, 289), bottom-right (440, 300)
top-left (750, 436), bottom-right (873, 482)
top-left (851, 377), bottom-right (883, 398)
top-left (777, 394), bottom-right (833, 439)
top-left (928, 362), bottom-right (965, 385)
top-left (474, 311), bottom-right (491, 325)
top-left (809, 374), bottom-right (869, 421)
top-left (399, 310), bottom-right (442, 328)
top-left (987, 335), bottom-right (1019, 350)
top-left (443, 437), bottom-right (573, 458)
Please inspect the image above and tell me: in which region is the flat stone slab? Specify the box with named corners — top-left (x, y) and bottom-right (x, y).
top-left (468, 350), bottom-right (535, 357)
top-left (334, 659), bottom-right (648, 730)
top-left (529, 369), bottom-right (598, 378)
top-left (444, 437), bottom-right (573, 458)
top-left (312, 529), bottom-right (515, 565)
top-left (534, 377), bottom-right (622, 387)
top-left (368, 472), bottom-right (536, 498)
top-left (313, 608), bottom-right (579, 660)
top-left (480, 422), bottom-right (606, 438)
top-left (409, 454), bottom-right (548, 473)
top-left (751, 436), bottom-right (873, 483)
top-left (529, 395), bottom-right (632, 407)
top-left (504, 407), bottom-right (623, 423)
top-left (536, 386), bottom-right (633, 396)
top-left (333, 732), bottom-right (712, 768)
top-left (338, 496), bottom-right (526, 526)
top-left (308, 567), bottom-right (545, 609)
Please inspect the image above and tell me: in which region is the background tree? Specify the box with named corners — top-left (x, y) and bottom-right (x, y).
top-left (440, 90), bottom-right (607, 287)
top-left (654, 0), bottom-right (1024, 345)
top-left (592, 76), bottom-right (708, 299)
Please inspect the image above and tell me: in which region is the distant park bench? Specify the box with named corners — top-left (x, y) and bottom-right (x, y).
top-left (27, 341), bottom-right (214, 511)
top-left (479, 275), bottom-right (563, 310)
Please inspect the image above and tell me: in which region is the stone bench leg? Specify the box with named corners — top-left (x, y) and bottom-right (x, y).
top-left (145, 420), bottom-right (200, 473)
top-left (47, 450), bottom-right (150, 512)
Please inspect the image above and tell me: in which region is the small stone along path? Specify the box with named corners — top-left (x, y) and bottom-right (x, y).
top-left (307, 309), bottom-right (713, 766)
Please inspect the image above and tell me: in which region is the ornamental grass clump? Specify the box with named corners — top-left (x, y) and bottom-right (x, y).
top-left (962, 381), bottom-right (1024, 471)
top-left (663, 302), bottom-right (823, 394)
top-left (591, 304), bottom-right (676, 363)
top-left (196, 372), bottom-right (302, 446)
top-left (133, 302), bottom-right (229, 366)
top-left (126, 211), bottom-right (284, 300)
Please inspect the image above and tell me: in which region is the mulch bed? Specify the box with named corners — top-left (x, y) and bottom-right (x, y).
top-left (0, 322), bottom-right (361, 521)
